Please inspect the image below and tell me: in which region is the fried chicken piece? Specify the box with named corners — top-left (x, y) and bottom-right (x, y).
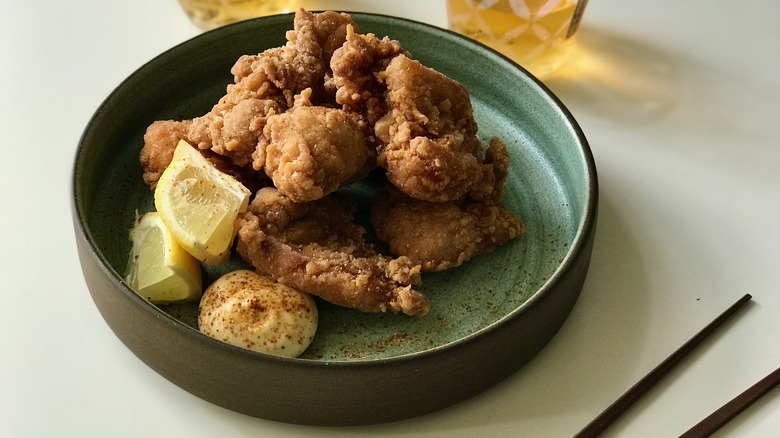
top-left (372, 190), bottom-right (525, 272)
top-left (139, 120), bottom-right (268, 192)
top-left (256, 103), bottom-right (371, 202)
top-left (331, 25), bottom-right (407, 126)
top-left (236, 188), bottom-right (429, 316)
top-left (466, 137), bottom-right (512, 203)
top-left (186, 10), bottom-right (357, 167)
top-left (188, 98), bottom-right (282, 168)
top-left (372, 139), bottom-right (525, 272)
top-left (302, 10), bottom-right (360, 83)
top-left (140, 10), bottom-right (357, 187)
top-left (140, 120), bottom-right (191, 190)
top-left (374, 54), bottom-right (491, 202)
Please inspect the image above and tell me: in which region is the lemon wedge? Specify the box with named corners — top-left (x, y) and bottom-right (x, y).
top-left (125, 212), bottom-right (202, 303)
top-left (154, 140), bottom-right (251, 265)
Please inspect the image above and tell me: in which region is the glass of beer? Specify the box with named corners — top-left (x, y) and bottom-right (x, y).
top-left (446, 0), bottom-right (589, 79)
top-left (177, 0), bottom-right (301, 30)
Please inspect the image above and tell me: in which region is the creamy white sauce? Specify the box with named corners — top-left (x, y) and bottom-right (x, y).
top-left (198, 270), bottom-right (318, 357)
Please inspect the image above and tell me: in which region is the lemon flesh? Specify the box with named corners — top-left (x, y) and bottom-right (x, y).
top-left (125, 212), bottom-right (202, 303)
top-left (154, 140), bottom-right (251, 265)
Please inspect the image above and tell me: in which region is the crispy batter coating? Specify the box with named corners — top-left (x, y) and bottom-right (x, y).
top-left (140, 9), bottom-right (357, 184)
top-left (372, 191), bottom-right (524, 272)
top-left (140, 120), bottom-right (191, 190)
top-left (372, 139), bottom-right (524, 271)
top-left (188, 10), bottom-right (357, 166)
top-left (187, 98), bottom-right (282, 168)
top-left (374, 55), bottom-right (488, 202)
top-left (255, 103), bottom-right (370, 202)
top-left (331, 26), bottom-right (407, 126)
top-left (467, 137), bottom-right (512, 203)
top-left (236, 188), bottom-right (429, 316)
top-left (139, 120), bottom-right (268, 192)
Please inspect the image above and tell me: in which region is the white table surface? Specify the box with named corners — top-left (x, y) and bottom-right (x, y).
top-left (3, 0), bottom-right (779, 436)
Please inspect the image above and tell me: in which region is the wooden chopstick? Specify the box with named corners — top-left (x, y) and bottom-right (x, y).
top-left (679, 364), bottom-right (780, 437)
top-left (574, 293), bottom-right (753, 438)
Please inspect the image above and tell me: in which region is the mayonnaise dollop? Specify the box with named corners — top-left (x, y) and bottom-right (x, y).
top-left (198, 270), bottom-right (318, 357)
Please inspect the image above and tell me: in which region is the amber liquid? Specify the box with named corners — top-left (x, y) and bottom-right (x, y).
top-left (447, 0), bottom-right (584, 79)
top-left (178, 0), bottom-right (301, 30)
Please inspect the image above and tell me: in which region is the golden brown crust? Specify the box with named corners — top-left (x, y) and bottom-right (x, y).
top-left (373, 55), bottom-right (486, 202)
top-left (372, 138), bottom-right (523, 272)
top-left (236, 188), bottom-right (429, 316)
top-left (372, 186), bottom-right (525, 272)
top-left (257, 105), bottom-right (370, 202)
top-left (331, 26), bottom-right (407, 126)
top-left (140, 120), bottom-right (192, 190)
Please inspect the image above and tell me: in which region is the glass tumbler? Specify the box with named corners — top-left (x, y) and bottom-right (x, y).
top-left (178, 0), bottom-right (301, 30)
top-left (447, 0), bottom-right (588, 79)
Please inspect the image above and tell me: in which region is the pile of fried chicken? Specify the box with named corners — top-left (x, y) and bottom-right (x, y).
top-left (140, 10), bottom-right (525, 317)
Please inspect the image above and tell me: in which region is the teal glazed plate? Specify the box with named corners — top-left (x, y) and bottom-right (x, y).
top-left (72, 12), bottom-right (597, 426)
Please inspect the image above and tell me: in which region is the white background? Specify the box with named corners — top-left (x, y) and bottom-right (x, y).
top-left (2, 0), bottom-right (779, 436)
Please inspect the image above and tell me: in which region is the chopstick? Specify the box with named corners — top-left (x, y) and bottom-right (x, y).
top-left (574, 293), bottom-right (752, 438)
top-left (679, 364), bottom-right (780, 437)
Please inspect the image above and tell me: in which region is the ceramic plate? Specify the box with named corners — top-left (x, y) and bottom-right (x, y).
top-left (73, 12), bottom-right (597, 425)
